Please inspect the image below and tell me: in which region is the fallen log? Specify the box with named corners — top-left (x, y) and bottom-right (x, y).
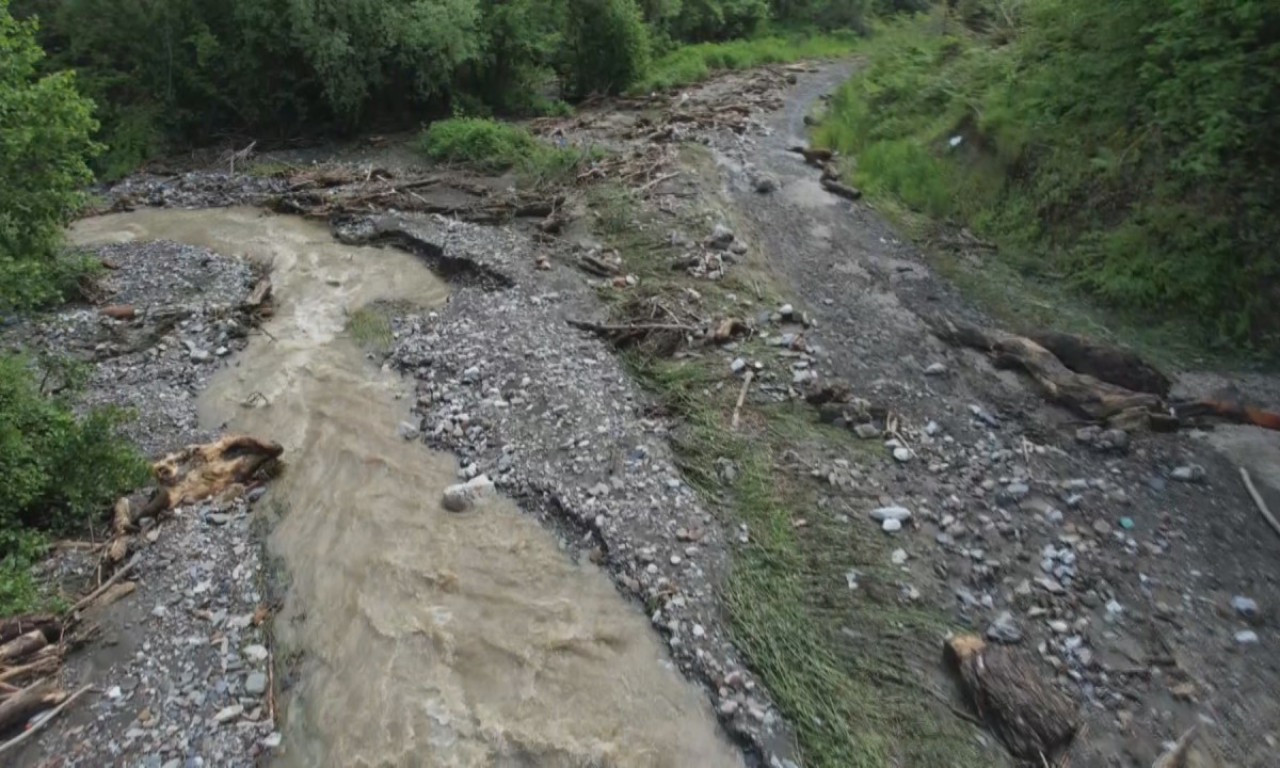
top-left (929, 316), bottom-right (1161, 423)
top-left (0, 616), bottom-right (59, 647)
top-left (0, 632), bottom-right (46, 665)
top-left (0, 684), bottom-right (92, 756)
top-left (1026, 331), bottom-right (1171, 396)
top-left (0, 679), bottom-right (65, 735)
top-left (820, 177), bottom-right (861, 201)
top-left (144, 435), bottom-right (283, 516)
top-left (0, 646), bottom-right (63, 685)
top-left (945, 634), bottom-right (1080, 764)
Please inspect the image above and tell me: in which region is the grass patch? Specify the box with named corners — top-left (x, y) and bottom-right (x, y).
top-left (812, 6), bottom-right (1280, 358)
top-left (415, 117), bottom-right (602, 188)
top-left (346, 305), bottom-right (395, 353)
top-left (633, 31), bottom-right (859, 93)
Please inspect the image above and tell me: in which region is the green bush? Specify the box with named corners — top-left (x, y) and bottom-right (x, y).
top-left (0, 353), bottom-right (149, 615)
top-left (0, 0), bottom-right (100, 311)
top-left (816, 3), bottom-right (1280, 348)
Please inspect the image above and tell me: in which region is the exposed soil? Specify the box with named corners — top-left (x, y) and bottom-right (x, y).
top-left (8, 60), bottom-right (1279, 768)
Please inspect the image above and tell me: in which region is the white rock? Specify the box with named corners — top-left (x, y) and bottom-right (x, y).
top-left (1235, 629), bottom-right (1259, 644)
top-left (870, 506), bottom-right (912, 522)
top-left (214, 704), bottom-right (244, 724)
top-left (890, 548), bottom-right (908, 565)
top-left (442, 474), bottom-right (495, 512)
top-left (892, 447), bottom-right (911, 462)
top-left (882, 518), bottom-right (903, 533)
top-left (242, 644), bottom-right (269, 663)
top-left (924, 362), bottom-right (947, 376)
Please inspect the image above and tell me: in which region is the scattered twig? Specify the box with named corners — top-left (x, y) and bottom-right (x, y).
top-left (0, 684), bottom-right (93, 756)
top-left (1240, 467), bottom-right (1280, 540)
top-left (731, 371), bottom-right (754, 431)
top-left (639, 171), bottom-right (680, 193)
top-left (70, 554), bottom-right (140, 614)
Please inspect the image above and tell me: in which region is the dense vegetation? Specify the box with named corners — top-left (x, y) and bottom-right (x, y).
top-left (9, 0), bottom-right (873, 176)
top-left (1, 3), bottom-right (147, 614)
top-left (816, 1), bottom-right (1280, 350)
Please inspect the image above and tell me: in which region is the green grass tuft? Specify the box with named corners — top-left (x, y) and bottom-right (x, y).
top-left (346, 306), bottom-right (394, 352)
top-left (416, 117), bottom-right (603, 187)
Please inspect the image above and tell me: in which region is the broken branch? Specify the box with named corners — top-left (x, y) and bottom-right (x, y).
top-left (1240, 467), bottom-right (1280, 540)
top-left (731, 371), bottom-right (754, 431)
top-left (70, 553), bottom-right (141, 614)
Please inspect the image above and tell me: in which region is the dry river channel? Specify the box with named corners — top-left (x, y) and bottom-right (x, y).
top-left (68, 207), bottom-right (743, 768)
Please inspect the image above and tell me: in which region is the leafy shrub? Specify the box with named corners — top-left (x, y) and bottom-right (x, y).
top-left (0, 0), bottom-right (100, 310)
top-left (1, 353), bottom-right (149, 615)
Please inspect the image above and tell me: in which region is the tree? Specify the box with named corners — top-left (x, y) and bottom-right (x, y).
top-left (563, 0), bottom-right (652, 96)
top-left (0, 0), bottom-right (99, 310)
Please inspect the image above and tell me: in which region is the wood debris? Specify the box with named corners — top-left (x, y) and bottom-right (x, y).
top-left (945, 634), bottom-right (1080, 764)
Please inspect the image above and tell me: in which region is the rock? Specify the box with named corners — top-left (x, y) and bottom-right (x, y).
top-left (706, 224), bottom-right (735, 250)
top-left (1170, 464), bottom-right (1206, 482)
top-left (397, 420), bottom-right (421, 440)
top-left (882, 518), bottom-right (903, 533)
top-left (262, 733), bottom-right (283, 749)
top-left (853, 423), bottom-right (881, 439)
top-left (752, 172), bottom-right (779, 193)
top-left (1231, 596), bottom-right (1259, 621)
top-left (968, 404), bottom-right (999, 427)
top-left (244, 671), bottom-right (268, 696)
top-left (923, 362), bottom-right (947, 376)
top-left (890, 548), bottom-right (908, 565)
top-left (189, 348), bottom-right (212, 363)
top-left (892, 447), bottom-right (911, 462)
top-left (442, 474), bottom-right (495, 512)
top-left (1001, 482), bottom-right (1030, 501)
top-left (242, 644), bottom-right (268, 663)
top-left (461, 366), bottom-right (481, 384)
top-left (715, 457), bottom-right (738, 484)
top-left (986, 611), bottom-right (1022, 644)
top-left (870, 506), bottom-right (912, 523)
top-left (730, 357), bottom-right (746, 373)
top-left (205, 513), bottom-right (231, 526)
top-left (779, 304), bottom-right (794, 318)
top-left (1235, 629), bottom-right (1259, 644)
top-left (214, 704), bottom-right (244, 724)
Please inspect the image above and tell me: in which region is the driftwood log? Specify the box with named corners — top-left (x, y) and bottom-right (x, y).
top-left (0, 616), bottom-right (60, 647)
top-left (1027, 331), bottom-right (1172, 396)
top-left (0, 679), bottom-right (65, 734)
top-left (946, 635), bottom-right (1080, 764)
top-left (144, 435), bottom-right (283, 517)
top-left (930, 316), bottom-right (1162, 423)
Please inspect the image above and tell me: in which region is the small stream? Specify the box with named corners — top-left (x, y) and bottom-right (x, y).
top-left (71, 208), bottom-right (743, 768)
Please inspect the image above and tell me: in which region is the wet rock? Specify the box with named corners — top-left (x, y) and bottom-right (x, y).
top-left (853, 423), bottom-right (881, 439)
top-left (1232, 596), bottom-right (1259, 621)
top-left (870, 506), bottom-right (912, 523)
top-left (891, 548), bottom-right (907, 565)
top-left (706, 224), bottom-right (735, 250)
top-left (892, 447), bottom-right (911, 462)
top-left (881, 518), bottom-right (903, 533)
top-left (397, 420), bottom-right (421, 440)
top-left (1170, 464), bottom-right (1206, 482)
top-left (752, 172), bottom-right (780, 194)
top-left (442, 474), bottom-right (495, 512)
top-left (986, 611), bottom-right (1023, 644)
top-left (214, 704), bottom-right (243, 724)
top-left (189, 348), bottom-right (212, 363)
top-left (244, 671), bottom-right (268, 696)
top-left (205, 512), bottom-right (231, 526)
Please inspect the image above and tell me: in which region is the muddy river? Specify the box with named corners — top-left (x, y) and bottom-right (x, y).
top-left (70, 208), bottom-right (742, 768)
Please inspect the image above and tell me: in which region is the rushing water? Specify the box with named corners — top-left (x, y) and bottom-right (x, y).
top-left (70, 208), bottom-right (743, 768)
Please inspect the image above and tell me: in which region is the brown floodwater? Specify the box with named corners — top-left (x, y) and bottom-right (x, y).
top-left (70, 208), bottom-right (743, 768)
